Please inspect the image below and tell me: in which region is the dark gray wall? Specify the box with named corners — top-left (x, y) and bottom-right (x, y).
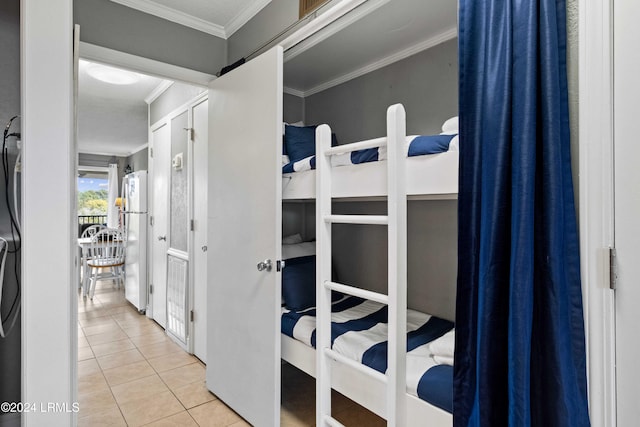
top-left (0, 0), bottom-right (21, 417)
top-left (74, 0), bottom-right (226, 75)
top-left (305, 39), bottom-right (458, 143)
top-left (126, 148), bottom-right (149, 173)
top-left (284, 93), bottom-right (304, 123)
top-left (292, 200), bottom-right (457, 320)
top-left (227, 0), bottom-right (299, 64)
top-left (150, 82), bottom-right (206, 125)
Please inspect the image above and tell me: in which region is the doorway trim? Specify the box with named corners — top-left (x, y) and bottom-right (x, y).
top-left (79, 42), bottom-right (215, 87)
top-left (578, 0), bottom-right (616, 426)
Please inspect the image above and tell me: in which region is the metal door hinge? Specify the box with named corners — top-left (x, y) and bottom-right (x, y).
top-left (150, 215), bottom-right (154, 226)
top-left (601, 247), bottom-right (617, 290)
top-left (149, 284), bottom-right (153, 294)
top-left (190, 219), bottom-right (194, 231)
top-left (277, 260), bottom-right (285, 272)
top-left (609, 247), bottom-right (617, 290)
top-left (150, 147), bottom-right (153, 158)
top-left (190, 310), bottom-right (194, 322)
top-left (184, 127), bottom-right (194, 141)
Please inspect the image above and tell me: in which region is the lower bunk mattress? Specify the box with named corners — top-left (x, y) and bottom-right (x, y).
top-left (281, 296), bottom-right (455, 413)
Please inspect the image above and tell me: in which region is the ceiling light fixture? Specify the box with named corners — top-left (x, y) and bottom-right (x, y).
top-left (86, 63), bottom-right (142, 85)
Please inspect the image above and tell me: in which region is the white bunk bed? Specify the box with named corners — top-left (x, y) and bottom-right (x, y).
top-left (280, 104), bottom-right (456, 426)
top-left (282, 139), bottom-right (459, 200)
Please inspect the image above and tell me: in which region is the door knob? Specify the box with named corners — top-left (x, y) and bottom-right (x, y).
top-left (257, 259), bottom-right (272, 272)
top-left (158, 235), bottom-right (167, 241)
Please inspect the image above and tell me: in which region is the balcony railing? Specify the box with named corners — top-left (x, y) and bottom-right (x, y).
top-left (78, 215), bottom-right (107, 225)
top-left (78, 215), bottom-right (107, 237)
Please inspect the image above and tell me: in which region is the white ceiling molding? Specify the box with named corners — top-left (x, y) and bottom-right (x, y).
top-left (145, 80), bottom-right (174, 104)
top-left (79, 143), bottom-right (148, 157)
top-left (78, 148), bottom-right (135, 157)
top-left (297, 27), bottom-right (458, 98)
top-left (79, 42), bottom-right (215, 87)
top-left (128, 142), bottom-right (150, 156)
top-left (283, 87), bottom-right (306, 98)
top-left (109, 0), bottom-right (226, 38)
top-left (279, 0), bottom-right (371, 51)
top-left (225, 0), bottom-right (273, 38)
top-left (284, 0), bottom-right (389, 63)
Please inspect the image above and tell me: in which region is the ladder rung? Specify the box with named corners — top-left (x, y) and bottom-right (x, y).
top-left (323, 415), bottom-right (346, 427)
top-left (324, 214), bottom-right (388, 225)
top-left (323, 137), bottom-right (387, 156)
top-left (324, 281), bottom-right (389, 305)
top-left (323, 348), bottom-right (388, 384)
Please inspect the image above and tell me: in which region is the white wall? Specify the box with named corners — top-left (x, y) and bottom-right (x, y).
top-left (22, 0), bottom-right (76, 425)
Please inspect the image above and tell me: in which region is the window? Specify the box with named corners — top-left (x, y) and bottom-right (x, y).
top-left (77, 169), bottom-right (109, 224)
top-left (300, 0), bottom-right (330, 18)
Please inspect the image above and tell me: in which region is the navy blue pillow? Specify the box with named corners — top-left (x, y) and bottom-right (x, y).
top-left (282, 255), bottom-right (316, 311)
top-left (408, 134), bottom-right (455, 157)
top-left (284, 125), bottom-right (340, 163)
top-left (285, 125), bottom-right (317, 163)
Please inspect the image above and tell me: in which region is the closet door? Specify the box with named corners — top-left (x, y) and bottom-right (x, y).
top-left (192, 98), bottom-right (208, 361)
top-left (206, 46), bottom-right (283, 426)
top-left (150, 122), bottom-right (170, 328)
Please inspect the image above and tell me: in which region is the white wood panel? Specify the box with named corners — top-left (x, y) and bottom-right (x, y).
top-left (22, 1), bottom-right (76, 424)
top-left (614, 0), bottom-right (640, 425)
top-left (207, 47), bottom-right (283, 426)
top-left (150, 123), bottom-right (170, 328)
top-left (192, 98), bottom-right (208, 361)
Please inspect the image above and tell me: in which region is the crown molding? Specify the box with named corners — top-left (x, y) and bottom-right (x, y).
top-left (109, 0), bottom-right (226, 38)
top-left (283, 87), bottom-right (305, 98)
top-left (128, 143), bottom-right (150, 156)
top-left (297, 27), bottom-right (458, 98)
top-left (225, 0), bottom-right (272, 38)
top-left (145, 80), bottom-right (174, 104)
top-left (78, 148), bottom-right (134, 157)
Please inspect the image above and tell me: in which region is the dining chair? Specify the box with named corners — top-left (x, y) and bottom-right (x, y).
top-left (80, 223), bottom-right (106, 239)
top-left (85, 228), bottom-right (126, 300)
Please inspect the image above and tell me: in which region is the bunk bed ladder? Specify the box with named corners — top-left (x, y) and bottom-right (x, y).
top-left (315, 104), bottom-right (407, 427)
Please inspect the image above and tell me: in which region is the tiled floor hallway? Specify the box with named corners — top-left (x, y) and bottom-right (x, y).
top-left (77, 280), bottom-right (383, 426)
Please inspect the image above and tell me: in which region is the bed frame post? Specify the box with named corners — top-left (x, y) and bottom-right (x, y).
top-left (316, 124), bottom-right (334, 426)
top-left (386, 104), bottom-right (408, 426)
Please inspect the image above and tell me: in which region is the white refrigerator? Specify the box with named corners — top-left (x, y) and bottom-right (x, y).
top-left (122, 170), bottom-right (148, 313)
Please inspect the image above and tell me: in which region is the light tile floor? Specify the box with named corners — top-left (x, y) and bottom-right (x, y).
top-left (78, 280), bottom-right (383, 426)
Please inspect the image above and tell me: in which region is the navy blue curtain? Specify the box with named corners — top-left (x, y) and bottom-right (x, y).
top-left (454, 0), bottom-right (590, 426)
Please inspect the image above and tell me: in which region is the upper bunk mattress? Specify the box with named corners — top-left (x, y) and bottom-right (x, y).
top-left (282, 134), bottom-right (459, 199)
top-left (281, 296), bottom-right (455, 413)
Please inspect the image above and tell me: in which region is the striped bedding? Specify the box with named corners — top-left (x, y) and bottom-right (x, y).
top-left (281, 296), bottom-right (455, 413)
top-left (282, 134), bottom-right (459, 174)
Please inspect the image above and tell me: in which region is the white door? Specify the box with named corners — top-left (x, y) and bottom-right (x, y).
top-left (150, 122), bottom-right (170, 328)
top-left (614, 0), bottom-right (640, 424)
top-left (192, 98), bottom-right (208, 361)
top-left (206, 47), bottom-right (283, 426)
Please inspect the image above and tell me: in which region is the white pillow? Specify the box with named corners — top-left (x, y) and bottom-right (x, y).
top-left (448, 135), bottom-right (459, 151)
top-left (282, 241), bottom-right (315, 260)
top-left (282, 121), bottom-right (305, 133)
top-left (282, 233), bottom-right (303, 245)
top-left (282, 155), bottom-right (291, 165)
top-left (441, 116), bottom-right (459, 134)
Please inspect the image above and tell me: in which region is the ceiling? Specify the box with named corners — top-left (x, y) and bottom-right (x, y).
top-left (109, 0), bottom-right (272, 38)
top-left (78, 60), bottom-right (169, 156)
top-left (283, 0), bottom-right (458, 96)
